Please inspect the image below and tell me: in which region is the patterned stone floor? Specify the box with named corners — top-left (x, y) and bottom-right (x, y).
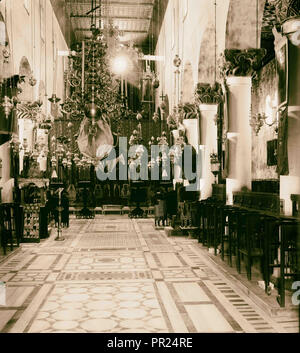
top-left (0, 216), bottom-right (298, 333)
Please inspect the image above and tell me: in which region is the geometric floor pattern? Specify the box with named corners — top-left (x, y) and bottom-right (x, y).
top-left (0, 215), bottom-right (298, 333)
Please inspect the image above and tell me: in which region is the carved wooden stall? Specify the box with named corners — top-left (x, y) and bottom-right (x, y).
top-left (18, 179), bottom-right (50, 242)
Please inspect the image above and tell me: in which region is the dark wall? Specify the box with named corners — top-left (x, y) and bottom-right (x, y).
top-left (50, 0), bottom-right (75, 47)
top-left (142, 0), bottom-right (169, 55)
top-left (251, 59), bottom-right (278, 180)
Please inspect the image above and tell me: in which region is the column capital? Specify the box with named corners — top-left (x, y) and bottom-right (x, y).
top-left (220, 49), bottom-right (266, 77)
top-left (274, 0), bottom-right (300, 24)
top-left (226, 76), bottom-right (252, 87)
top-left (195, 82), bottom-right (223, 105)
top-left (198, 104), bottom-right (218, 113)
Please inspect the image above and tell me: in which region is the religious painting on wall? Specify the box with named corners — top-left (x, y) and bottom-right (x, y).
top-left (275, 36), bottom-right (288, 107)
top-left (267, 139), bottom-right (278, 166)
top-left (275, 35), bottom-right (289, 175)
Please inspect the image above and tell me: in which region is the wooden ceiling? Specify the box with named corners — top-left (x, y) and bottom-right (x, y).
top-left (65, 0), bottom-right (157, 46)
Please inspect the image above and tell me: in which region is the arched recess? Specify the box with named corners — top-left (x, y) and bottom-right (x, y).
top-left (197, 0), bottom-right (230, 84)
top-left (198, 21), bottom-right (216, 86)
top-left (0, 11), bottom-right (13, 83)
top-left (18, 56), bottom-right (33, 102)
top-left (225, 0), bottom-right (266, 49)
top-left (181, 61), bottom-right (195, 103)
top-left (38, 80), bottom-right (45, 103)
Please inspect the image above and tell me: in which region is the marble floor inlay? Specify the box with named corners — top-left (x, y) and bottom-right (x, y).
top-left (0, 216), bottom-right (297, 333)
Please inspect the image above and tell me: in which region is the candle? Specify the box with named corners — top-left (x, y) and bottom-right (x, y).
top-left (82, 41), bottom-right (85, 97)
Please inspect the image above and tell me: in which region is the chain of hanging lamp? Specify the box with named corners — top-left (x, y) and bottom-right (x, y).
top-left (55, 0), bottom-right (132, 168)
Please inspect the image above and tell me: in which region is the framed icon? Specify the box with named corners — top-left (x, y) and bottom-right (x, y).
top-left (275, 36), bottom-right (288, 107)
top-left (267, 139), bottom-right (278, 166)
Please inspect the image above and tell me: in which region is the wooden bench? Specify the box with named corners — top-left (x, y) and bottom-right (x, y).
top-left (233, 192), bottom-right (300, 306)
top-left (102, 205), bottom-right (124, 215)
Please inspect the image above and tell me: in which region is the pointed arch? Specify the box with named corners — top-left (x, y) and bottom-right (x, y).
top-left (18, 56), bottom-right (33, 102)
top-left (198, 22), bottom-right (216, 86)
top-left (225, 0), bottom-right (266, 49)
top-left (0, 11), bottom-right (12, 82)
top-left (19, 56), bottom-right (32, 77)
top-left (182, 61), bottom-right (195, 103)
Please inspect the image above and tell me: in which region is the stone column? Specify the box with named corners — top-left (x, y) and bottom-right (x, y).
top-left (273, 0), bottom-right (300, 215)
top-left (196, 83), bottom-right (223, 200)
top-left (0, 141), bottom-right (13, 202)
top-left (226, 76), bottom-right (252, 204)
top-left (198, 104), bottom-right (218, 200)
top-left (222, 49), bottom-right (266, 204)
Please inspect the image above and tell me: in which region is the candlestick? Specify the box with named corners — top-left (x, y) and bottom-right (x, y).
top-left (82, 41), bottom-right (85, 98)
top-left (121, 75), bottom-right (124, 98)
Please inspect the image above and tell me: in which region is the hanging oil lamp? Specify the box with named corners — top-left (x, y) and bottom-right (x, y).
top-left (2, 48), bottom-right (10, 63)
top-left (152, 112), bottom-right (159, 123)
top-left (152, 77), bottom-right (160, 89)
top-left (29, 74), bottom-right (37, 87)
top-left (173, 55), bottom-right (182, 69)
top-left (2, 96), bottom-right (13, 119)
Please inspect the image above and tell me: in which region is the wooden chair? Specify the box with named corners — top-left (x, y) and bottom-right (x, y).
top-left (220, 205), bottom-right (234, 262)
top-left (236, 210), bottom-right (264, 280)
top-left (213, 202), bottom-right (224, 255)
top-left (0, 204), bottom-right (14, 255)
top-left (227, 207), bottom-right (245, 268)
top-left (198, 200), bottom-right (211, 246)
top-left (277, 219), bottom-right (300, 307)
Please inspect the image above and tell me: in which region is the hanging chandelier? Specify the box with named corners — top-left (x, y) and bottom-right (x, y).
top-left (54, 0), bottom-right (130, 162)
top-left (61, 31), bottom-right (123, 123)
top-left (61, 0), bottom-right (134, 126)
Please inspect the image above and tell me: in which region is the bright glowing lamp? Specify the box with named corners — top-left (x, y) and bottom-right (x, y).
top-left (111, 56), bottom-right (128, 75)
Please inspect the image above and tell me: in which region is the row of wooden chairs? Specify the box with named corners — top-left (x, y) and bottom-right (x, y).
top-left (0, 203), bottom-right (22, 256)
top-left (197, 199), bottom-right (300, 307)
